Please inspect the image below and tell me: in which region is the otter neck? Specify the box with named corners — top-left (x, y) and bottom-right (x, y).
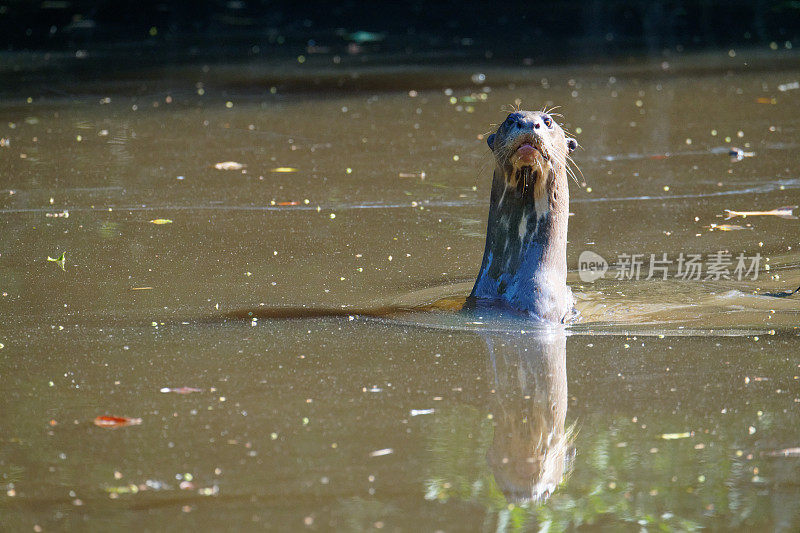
top-left (469, 166), bottom-right (571, 322)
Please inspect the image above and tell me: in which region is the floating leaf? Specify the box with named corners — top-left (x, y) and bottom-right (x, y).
top-left (764, 447), bottom-right (800, 457)
top-left (105, 484), bottom-right (140, 494)
top-left (213, 161), bottom-right (244, 170)
top-left (93, 415), bottom-right (143, 429)
top-left (716, 225), bottom-right (747, 231)
top-left (276, 201), bottom-right (299, 206)
top-left (724, 205), bottom-right (797, 219)
top-left (160, 387), bottom-right (203, 394)
top-left (705, 223), bottom-right (749, 231)
top-left (271, 167), bottom-right (298, 173)
top-left (47, 252), bottom-right (66, 271)
top-left (398, 171), bottom-right (426, 179)
top-left (661, 432), bottom-right (691, 440)
top-left (149, 219), bottom-right (173, 225)
top-left (369, 448), bottom-right (394, 457)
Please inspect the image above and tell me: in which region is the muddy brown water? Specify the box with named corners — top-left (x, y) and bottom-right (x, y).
top-left (2, 49), bottom-right (800, 530)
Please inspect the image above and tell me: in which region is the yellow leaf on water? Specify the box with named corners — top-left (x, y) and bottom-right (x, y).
top-left (47, 252), bottom-right (66, 271)
top-left (271, 167), bottom-right (298, 173)
top-left (661, 432), bottom-right (691, 440)
top-left (149, 219), bottom-right (173, 224)
top-left (105, 484), bottom-right (139, 494)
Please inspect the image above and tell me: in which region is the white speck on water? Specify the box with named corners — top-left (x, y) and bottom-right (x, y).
top-left (369, 448), bottom-right (393, 457)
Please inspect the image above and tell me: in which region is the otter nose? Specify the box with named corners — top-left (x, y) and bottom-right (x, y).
top-left (515, 116), bottom-right (542, 130)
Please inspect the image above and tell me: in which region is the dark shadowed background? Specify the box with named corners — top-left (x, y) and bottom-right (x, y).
top-left (3, 0), bottom-right (799, 62)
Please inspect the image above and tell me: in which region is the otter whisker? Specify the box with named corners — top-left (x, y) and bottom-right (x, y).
top-left (564, 152), bottom-right (585, 187)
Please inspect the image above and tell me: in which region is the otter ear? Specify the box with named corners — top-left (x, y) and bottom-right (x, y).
top-left (487, 133), bottom-right (495, 150)
top-left (566, 138), bottom-right (578, 153)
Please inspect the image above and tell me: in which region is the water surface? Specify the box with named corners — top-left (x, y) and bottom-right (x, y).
top-left (2, 49), bottom-right (800, 530)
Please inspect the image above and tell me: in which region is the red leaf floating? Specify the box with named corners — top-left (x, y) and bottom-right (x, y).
top-left (93, 416), bottom-right (143, 429)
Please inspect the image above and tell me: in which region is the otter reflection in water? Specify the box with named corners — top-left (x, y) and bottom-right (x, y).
top-left (484, 328), bottom-right (573, 504)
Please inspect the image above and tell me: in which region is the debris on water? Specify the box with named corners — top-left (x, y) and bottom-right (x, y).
top-left (46, 210), bottom-right (69, 218)
top-left (213, 161), bottom-right (244, 170)
top-left (470, 73), bottom-right (486, 84)
top-left (410, 409), bottom-right (435, 416)
top-left (105, 484), bottom-right (140, 495)
top-left (93, 416), bottom-right (143, 429)
top-left (728, 147), bottom-right (754, 160)
top-left (398, 171), bottom-right (426, 179)
top-left (777, 81), bottom-right (799, 92)
top-left (197, 485), bottom-right (219, 496)
top-left (276, 201), bottom-right (300, 206)
top-left (763, 447), bottom-right (800, 457)
top-left (131, 286), bottom-right (153, 290)
top-left (369, 448), bottom-right (393, 457)
top-left (706, 223), bottom-right (749, 231)
top-left (661, 432), bottom-right (692, 440)
top-left (0, 138), bottom-right (10, 147)
top-left (149, 218), bottom-right (173, 224)
top-left (345, 30), bottom-right (385, 43)
top-left (105, 483), bottom-right (139, 494)
top-left (160, 387), bottom-right (203, 394)
top-left (724, 205), bottom-right (797, 219)
top-left (105, 475), bottom-right (218, 498)
top-left (47, 252), bottom-right (66, 271)
top-left (762, 285), bottom-right (800, 298)
top-left (756, 97), bottom-right (777, 104)
top-left (271, 167), bottom-right (297, 173)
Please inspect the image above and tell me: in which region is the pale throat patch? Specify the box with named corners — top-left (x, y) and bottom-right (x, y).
top-left (532, 163), bottom-right (551, 221)
top-left (509, 163), bottom-right (550, 241)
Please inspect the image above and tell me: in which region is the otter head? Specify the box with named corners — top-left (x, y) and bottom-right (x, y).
top-left (487, 111), bottom-right (577, 213)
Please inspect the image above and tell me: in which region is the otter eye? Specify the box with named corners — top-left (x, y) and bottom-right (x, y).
top-left (505, 115), bottom-right (516, 127)
top-left (543, 115), bottom-right (553, 128)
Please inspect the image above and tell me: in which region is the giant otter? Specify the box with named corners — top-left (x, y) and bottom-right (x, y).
top-left (467, 110), bottom-right (578, 323)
